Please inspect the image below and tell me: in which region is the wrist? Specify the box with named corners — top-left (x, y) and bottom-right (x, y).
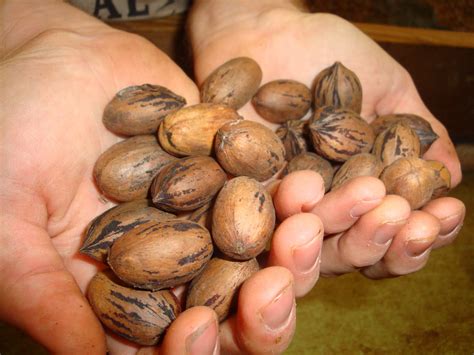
top-left (188, 0), bottom-right (307, 59)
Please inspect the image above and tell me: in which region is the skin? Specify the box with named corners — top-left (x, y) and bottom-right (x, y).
top-left (188, 0), bottom-right (465, 287)
top-left (0, 1), bottom-right (322, 354)
top-left (0, 0), bottom-right (465, 354)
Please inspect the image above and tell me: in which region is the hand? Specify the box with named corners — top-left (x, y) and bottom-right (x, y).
top-left (188, 0), bottom-right (465, 280)
top-left (0, 1), bottom-right (323, 354)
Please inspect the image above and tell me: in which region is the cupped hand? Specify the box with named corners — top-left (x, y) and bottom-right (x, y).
top-left (0, 1), bottom-right (322, 354)
top-left (188, 0), bottom-right (465, 280)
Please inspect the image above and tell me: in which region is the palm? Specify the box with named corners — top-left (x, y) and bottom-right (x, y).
top-left (193, 11), bottom-right (400, 120)
top-left (191, 9), bottom-right (460, 183)
top-left (189, 5), bottom-right (464, 282)
top-left (1, 10), bottom-right (199, 353)
top-left (17, 30), bottom-right (197, 285)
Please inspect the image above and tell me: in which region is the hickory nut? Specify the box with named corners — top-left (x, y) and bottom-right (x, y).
top-left (284, 152), bottom-right (334, 192)
top-left (371, 113), bottom-right (438, 154)
top-left (373, 121), bottom-right (421, 166)
top-left (93, 135), bottom-right (177, 202)
top-left (313, 62), bottom-right (363, 113)
top-left (151, 156), bottom-right (226, 212)
top-left (215, 120), bottom-right (286, 181)
top-left (212, 177), bottom-right (275, 260)
top-left (108, 219), bottom-right (213, 290)
top-left (426, 160), bottom-right (451, 198)
top-left (331, 153), bottom-right (384, 190)
top-left (103, 84), bottom-right (186, 136)
top-left (309, 106), bottom-right (374, 162)
top-left (380, 157), bottom-right (435, 210)
top-left (81, 200), bottom-right (175, 262)
top-left (252, 79), bottom-right (312, 123)
top-left (200, 57), bottom-right (262, 109)
top-left (186, 257), bottom-right (259, 322)
top-left (276, 119), bottom-right (311, 161)
top-left (187, 201), bottom-right (214, 230)
top-left (87, 270), bottom-right (180, 346)
top-left (158, 103), bottom-right (241, 156)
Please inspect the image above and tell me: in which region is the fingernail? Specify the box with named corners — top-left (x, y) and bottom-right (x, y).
top-left (350, 198), bottom-right (383, 218)
top-left (185, 318), bottom-right (218, 355)
top-left (260, 283), bottom-right (294, 330)
top-left (439, 223), bottom-right (463, 240)
top-left (292, 235), bottom-right (321, 272)
top-left (302, 184), bottom-right (326, 212)
top-left (405, 239), bottom-right (433, 257)
top-left (373, 220), bottom-right (407, 245)
top-left (440, 212), bottom-right (464, 235)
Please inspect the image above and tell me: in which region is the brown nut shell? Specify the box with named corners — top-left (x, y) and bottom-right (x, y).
top-left (200, 57), bottom-right (262, 109)
top-left (94, 135), bottom-right (177, 202)
top-left (87, 270), bottom-right (180, 346)
top-left (373, 121), bottom-right (421, 166)
top-left (276, 120), bottom-right (311, 161)
top-left (158, 103), bottom-right (241, 156)
top-left (371, 113), bottom-right (438, 154)
top-left (380, 157), bottom-right (435, 210)
top-left (81, 200), bottom-right (175, 262)
top-left (284, 152), bottom-right (334, 192)
top-left (108, 219), bottom-right (213, 290)
top-left (309, 106), bottom-right (374, 162)
top-left (151, 156), bottom-right (226, 212)
top-left (186, 257), bottom-right (259, 322)
top-left (187, 201), bottom-right (214, 230)
top-left (103, 84), bottom-right (186, 136)
top-left (331, 153), bottom-right (384, 190)
top-left (426, 160), bottom-right (451, 198)
top-left (252, 79), bottom-right (312, 123)
top-left (215, 120), bottom-right (286, 181)
top-left (313, 62), bottom-right (363, 113)
top-left (212, 177), bottom-right (275, 260)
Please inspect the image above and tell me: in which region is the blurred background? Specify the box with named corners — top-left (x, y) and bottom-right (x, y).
top-left (1, 0), bottom-right (473, 353)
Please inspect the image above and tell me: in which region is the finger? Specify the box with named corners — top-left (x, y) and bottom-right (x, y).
top-left (161, 306), bottom-right (219, 355)
top-left (219, 267), bottom-right (296, 354)
top-left (320, 195), bottom-right (411, 276)
top-left (107, 331), bottom-right (140, 355)
top-left (422, 197), bottom-right (466, 249)
top-left (107, 307), bottom-right (219, 355)
top-left (0, 217), bottom-right (106, 354)
top-left (273, 170), bottom-right (325, 221)
top-left (310, 176), bottom-right (386, 234)
top-left (361, 211), bottom-right (440, 279)
top-left (268, 213), bottom-right (324, 297)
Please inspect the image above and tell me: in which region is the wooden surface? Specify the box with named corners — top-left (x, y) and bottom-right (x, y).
top-left (355, 22), bottom-right (474, 48)
top-left (309, 0), bottom-right (474, 32)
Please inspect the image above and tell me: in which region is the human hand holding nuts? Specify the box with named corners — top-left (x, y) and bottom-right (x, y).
top-left (189, 2), bottom-right (465, 289)
top-left (84, 43), bottom-right (463, 350)
top-left (1, 2), bottom-right (466, 355)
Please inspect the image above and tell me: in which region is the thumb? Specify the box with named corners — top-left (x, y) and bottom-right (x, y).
top-left (0, 216), bottom-right (106, 354)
